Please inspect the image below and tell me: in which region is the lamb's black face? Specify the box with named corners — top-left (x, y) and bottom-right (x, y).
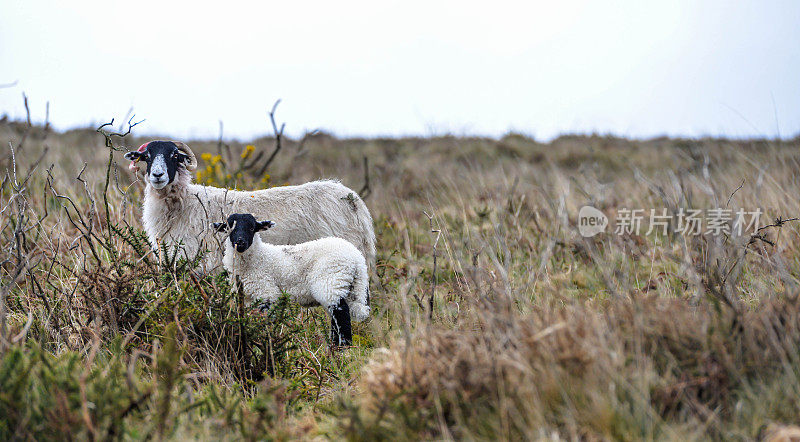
top-left (212, 213), bottom-right (274, 253)
top-left (124, 141), bottom-right (190, 190)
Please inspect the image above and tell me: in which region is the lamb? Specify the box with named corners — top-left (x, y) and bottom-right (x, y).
top-left (124, 141), bottom-right (376, 273)
top-left (213, 213), bottom-right (370, 347)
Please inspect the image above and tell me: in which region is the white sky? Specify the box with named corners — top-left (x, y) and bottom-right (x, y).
top-left (1, 1), bottom-right (799, 140)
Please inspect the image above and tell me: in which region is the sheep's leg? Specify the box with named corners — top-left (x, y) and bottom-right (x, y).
top-left (329, 298), bottom-right (352, 347)
top-left (310, 269), bottom-right (353, 347)
top-left (252, 282), bottom-right (280, 315)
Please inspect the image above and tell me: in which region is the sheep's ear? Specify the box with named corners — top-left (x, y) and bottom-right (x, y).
top-left (255, 220), bottom-right (275, 232)
top-left (124, 151), bottom-right (144, 161)
top-left (211, 222), bottom-right (228, 232)
top-left (173, 141), bottom-right (197, 171)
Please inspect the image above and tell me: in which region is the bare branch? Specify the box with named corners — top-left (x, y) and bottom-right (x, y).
top-left (44, 101), bottom-right (50, 137)
top-left (256, 99), bottom-right (285, 177)
top-left (726, 179), bottom-right (745, 208)
top-left (15, 92), bottom-right (32, 151)
top-left (359, 156), bottom-right (371, 200)
top-left (423, 211), bottom-right (442, 320)
top-left (23, 92), bottom-right (31, 127)
top-left (217, 120), bottom-right (232, 164)
top-left (96, 115), bottom-right (145, 149)
top-left (757, 216), bottom-right (800, 233)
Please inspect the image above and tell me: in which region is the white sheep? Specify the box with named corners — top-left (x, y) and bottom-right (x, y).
top-left (124, 141), bottom-right (376, 273)
top-left (213, 213), bottom-right (370, 346)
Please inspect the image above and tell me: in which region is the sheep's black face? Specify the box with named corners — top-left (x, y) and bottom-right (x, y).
top-left (212, 213), bottom-right (274, 253)
top-left (124, 141), bottom-right (190, 190)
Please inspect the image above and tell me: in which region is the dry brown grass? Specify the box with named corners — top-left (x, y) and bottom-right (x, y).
top-left (357, 294), bottom-right (800, 439)
top-left (1, 119), bottom-right (799, 440)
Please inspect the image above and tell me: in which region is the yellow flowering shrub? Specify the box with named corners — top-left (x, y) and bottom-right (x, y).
top-left (194, 146), bottom-right (273, 189)
top-left (196, 154), bottom-right (224, 185)
top-left (241, 144), bottom-right (255, 159)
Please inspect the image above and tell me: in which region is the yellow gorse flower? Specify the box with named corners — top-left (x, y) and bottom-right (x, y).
top-left (196, 151), bottom-right (241, 186)
top-left (241, 145), bottom-right (256, 159)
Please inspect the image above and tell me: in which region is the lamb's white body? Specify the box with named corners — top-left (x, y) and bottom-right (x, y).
top-left (222, 235), bottom-right (370, 322)
top-left (142, 169), bottom-right (375, 273)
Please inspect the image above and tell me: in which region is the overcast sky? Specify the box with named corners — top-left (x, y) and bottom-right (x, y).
top-left (1, 1), bottom-right (798, 141)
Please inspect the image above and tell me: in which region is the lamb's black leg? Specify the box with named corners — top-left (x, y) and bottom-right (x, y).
top-left (330, 298), bottom-right (352, 348)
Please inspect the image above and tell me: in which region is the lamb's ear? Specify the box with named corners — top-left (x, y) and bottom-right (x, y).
top-left (211, 222), bottom-right (228, 232)
top-left (124, 151), bottom-right (144, 161)
top-left (255, 220), bottom-right (275, 232)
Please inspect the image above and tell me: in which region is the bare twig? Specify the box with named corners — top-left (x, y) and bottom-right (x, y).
top-left (256, 99), bottom-right (285, 177)
top-left (240, 149), bottom-right (265, 172)
top-left (423, 211), bottom-right (442, 320)
top-left (359, 156), bottom-right (371, 200)
top-left (0, 142), bottom-right (40, 351)
top-left (756, 216), bottom-right (800, 233)
top-left (14, 92), bottom-right (32, 151)
top-left (746, 216), bottom-right (800, 248)
top-left (96, 117), bottom-right (141, 268)
top-left (23, 93), bottom-right (31, 127)
top-left (217, 120), bottom-right (232, 164)
top-left (43, 101), bottom-right (50, 137)
top-left (96, 115), bottom-right (145, 149)
top-left (726, 179), bottom-right (745, 208)
top-left (293, 129), bottom-right (318, 161)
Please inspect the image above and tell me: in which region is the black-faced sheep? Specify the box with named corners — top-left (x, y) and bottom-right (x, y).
top-left (124, 141), bottom-right (375, 273)
top-left (213, 213), bottom-right (370, 347)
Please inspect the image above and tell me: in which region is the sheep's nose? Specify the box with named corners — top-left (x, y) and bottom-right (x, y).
top-left (152, 171), bottom-right (164, 178)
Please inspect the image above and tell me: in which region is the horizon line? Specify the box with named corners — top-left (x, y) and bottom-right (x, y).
top-left (3, 117), bottom-right (798, 145)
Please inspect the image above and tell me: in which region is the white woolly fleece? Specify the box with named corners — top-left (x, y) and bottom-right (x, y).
top-left (222, 234), bottom-right (371, 322)
top-left (141, 168), bottom-right (376, 273)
